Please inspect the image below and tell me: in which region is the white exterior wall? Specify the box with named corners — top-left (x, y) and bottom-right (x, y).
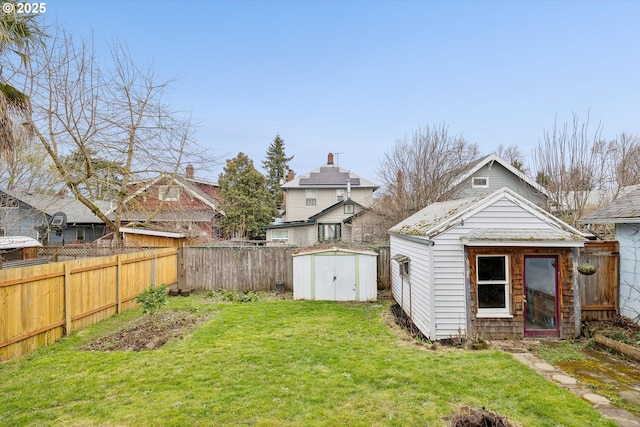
top-left (617, 223), bottom-right (640, 323)
top-left (285, 187), bottom-right (373, 221)
top-left (390, 235), bottom-right (434, 339)
top-left (293, 250), bottom-right (377, 301)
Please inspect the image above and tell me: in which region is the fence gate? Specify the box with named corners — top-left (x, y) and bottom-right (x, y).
top-left (578, 240), bottom-right (619, 321)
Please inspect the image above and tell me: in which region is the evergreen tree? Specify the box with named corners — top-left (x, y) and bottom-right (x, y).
top-left (261, 134), bottom-right (293, 208)
top-left (218, 152), bottom-right (278, 239)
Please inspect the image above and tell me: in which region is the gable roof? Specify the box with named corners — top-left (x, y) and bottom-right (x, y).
top-left (264, 199), bottom-right (364, 229)
top-left (308, 199), bottom-right (364, 221)
top-left (579, 184), bottom-right (640, 224)
top-left (2, 189), bottom-right (108, 224)
top-left (282, 164), bottom-right (378, 190)
top-left (390, 187), bottom-right (585, 242)
top-left (447, 153), bottom-right (549, 197)
top-left (108, 173), bottom-right (220, 215)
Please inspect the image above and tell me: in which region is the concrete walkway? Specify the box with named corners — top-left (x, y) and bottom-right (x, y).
top-left (508, 350), bottom-right (640, 427)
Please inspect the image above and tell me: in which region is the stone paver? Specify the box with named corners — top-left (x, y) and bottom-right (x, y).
top-left (495, 342), bottom-right (640, 427)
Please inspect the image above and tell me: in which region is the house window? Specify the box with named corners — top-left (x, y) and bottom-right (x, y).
top-left (344, 204), bottom-right (354, 214)
top-left (271, 230), bottom-right (289, 243)
top-left (400, 259), bottom-right (410, 277)
top-left (336, 189), bottom-right (345, 202)
top-left (318, 223), bottom-right (341, 241)
top-left (472, 177), bottom-right (489, 188)
top-left (305, 190), bottom-right (317, 207)
top-left (76, 227), bottom-right (85, 242)
top-left (476, 255), bottom-right (510, 317)
top-left (159, 185), bottom-right (180, 201)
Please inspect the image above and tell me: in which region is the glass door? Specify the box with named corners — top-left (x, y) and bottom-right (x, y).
top-left (524, 256), bottom-right (559, 337)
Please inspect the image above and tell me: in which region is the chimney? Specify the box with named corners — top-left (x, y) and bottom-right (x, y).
top-left (186, 164), bottom-right (195, 179)
top-left (327, 153), bottom-right (334, 165)
top-left (287, 169), bottom-right (295, 182)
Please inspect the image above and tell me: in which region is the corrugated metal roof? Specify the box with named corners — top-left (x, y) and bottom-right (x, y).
top-left (580, 184), bottom-right (640, 224)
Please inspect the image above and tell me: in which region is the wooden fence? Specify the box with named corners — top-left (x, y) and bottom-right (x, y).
top-left (180, 246), bottom-right (391, 292)
top-left (0, 248), bottom-right (178, 362)
top-left (578, 240), bottom-right (619, 321)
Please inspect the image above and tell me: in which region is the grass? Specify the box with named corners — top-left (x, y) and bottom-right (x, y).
top-left (0, 295), bottom-right (615, 427)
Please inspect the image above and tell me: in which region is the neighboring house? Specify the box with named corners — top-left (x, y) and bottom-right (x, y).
top-left (265, 153), bottom-right (380, 246)
top-left (389, 187), bottom-right (587, 341)
top-left (0, 189), bottom-right (108, 245)
top-left (580, 184), bottom-right (640, 324)
top-left (110, 165), bottom-right (222, 242)
top-left (445, 154), bottom-right (549, 208)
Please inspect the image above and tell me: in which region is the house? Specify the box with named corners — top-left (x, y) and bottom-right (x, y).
top-left (110, 165), bottom-right (222, 242)
top-left (580, 184), bottom-right (640, 324)
top-left (265, 153), bottom-right (380, 246)
top-left (389, 187), bottom-right (587, 341)
top-left (0, 189), bottom-right (108, 245)
top-left (445, 153), bottom-right (549, 207)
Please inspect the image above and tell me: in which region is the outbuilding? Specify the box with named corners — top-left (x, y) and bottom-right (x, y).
top-left (389, 187), bottom-right (587, 341)
top-left (293, 247), bottom-right (377, 301)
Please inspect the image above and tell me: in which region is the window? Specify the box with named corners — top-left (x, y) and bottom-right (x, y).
top-left (344, 204), bottom-right (354, 214)
top-left (472, 177), bottom-right (489, 188)
top-left (271, 230), bottom-right (289, 243)
top-left (159, 185), bottom-right (180, 201)
top-left (305, 189), bottom-right (317, 207)
top-left (400, 259), bottom-right (410, 277)
top-left (476, 255), bottom-right (510, 317)
top-left (336, 189), bottom-right (345, 202)
top-left (76, 227), bottom-right (85, 242)
top-left (318, 223), bottom-right (341, 241)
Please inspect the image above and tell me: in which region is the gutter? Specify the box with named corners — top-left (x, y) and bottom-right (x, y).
top-left (388, 231), bottom-right (435, 246)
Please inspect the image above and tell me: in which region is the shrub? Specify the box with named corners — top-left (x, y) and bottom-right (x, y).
top-left (136, 284), bottom-right (168, 316)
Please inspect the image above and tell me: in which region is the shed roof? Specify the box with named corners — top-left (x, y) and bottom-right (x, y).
top-left (389, 187), bottom-right (586, 241)
top-left (0, 236), bottom-right (42, 249)
top-left (580, 184), bottom-right (640, 224)
top-left (292, 246), bottom-right (378, 257)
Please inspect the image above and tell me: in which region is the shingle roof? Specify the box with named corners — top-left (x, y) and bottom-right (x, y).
top-left (282, 164), bottom-right (378, 189)
top-left (461, 228), bottom-right (583, 246)
top-left (4, 190), bottom-right (108, 224)
top-left (580, 184), bottom-right (640, 224)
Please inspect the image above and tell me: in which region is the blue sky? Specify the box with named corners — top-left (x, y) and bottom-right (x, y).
top-left (46, 0), bottom-right (640, 186)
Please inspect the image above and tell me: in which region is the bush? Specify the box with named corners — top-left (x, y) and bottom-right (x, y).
top-left (136, 284), bottom-right (168, 316)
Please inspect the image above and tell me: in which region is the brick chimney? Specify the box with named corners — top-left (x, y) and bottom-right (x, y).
top-left (287, 169), bottom-right (295, 182)
top-left (327, 153), bottom-right (334, 165)
top-left (186, 164), bottom-right (195, 179)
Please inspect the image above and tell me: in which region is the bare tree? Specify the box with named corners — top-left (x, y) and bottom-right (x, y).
top-left (23, 29), bottom-right (214, 242)
top-left (495, 144), bottom-right (528, 173)
top-left (376, 122), bottom-right (479, 225)
top-left (533, 113), bottom-right (640, 226)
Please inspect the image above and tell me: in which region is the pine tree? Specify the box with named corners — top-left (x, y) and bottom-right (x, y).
top-left (261, 135), bottom-right (293, 208)
top-left (218, 152), bottom-right (278, 239)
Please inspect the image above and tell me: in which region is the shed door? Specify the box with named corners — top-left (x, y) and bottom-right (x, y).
top-left (524, 256), bottom-right (559, 337)
top-left (314, 255), bottom-right (357, 301)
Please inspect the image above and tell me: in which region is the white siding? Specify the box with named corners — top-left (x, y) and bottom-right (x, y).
top-left (390, 235), bottom-right (434, 339)
top-left (617, 224), bottom-right (640, 323)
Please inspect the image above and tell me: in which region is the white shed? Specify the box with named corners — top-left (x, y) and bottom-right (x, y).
top-left (293, 247), bottom-right (377, 301)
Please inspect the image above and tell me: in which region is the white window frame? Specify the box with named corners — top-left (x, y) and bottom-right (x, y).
top-left (159, 185), bottom-right (180, 201)
top-left (476, 255), bottom-right (511, 318)
top-left (336, 189), bottom-right (345, 202)
top-left (472, 177), bottom-right (489, 188)
top-left (271, 229), bottom-right (289, 243)
top-left (305, 189), bottom-right (317, 207)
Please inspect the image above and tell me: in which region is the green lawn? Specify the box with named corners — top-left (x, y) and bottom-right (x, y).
top-left (0, 295), bottom-right (614, 427)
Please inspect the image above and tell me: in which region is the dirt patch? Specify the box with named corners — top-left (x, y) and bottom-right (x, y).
top-left (82, 311), bottom-right (208, 352)
top-left (448, 407), bottom-right (519, 427)
top-left (582, 315), bottom-right (640, 349)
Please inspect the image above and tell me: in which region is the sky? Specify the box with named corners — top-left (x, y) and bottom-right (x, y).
top-left (43, 0), bottom-right (640, 188)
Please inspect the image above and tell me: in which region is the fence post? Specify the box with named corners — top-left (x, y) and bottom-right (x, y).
top-left (64, 263), bottom-right (72, 337)
top-left (177, 246), bottom-right (185, 290)
top-left (116, 255), bottom-right (122, 314)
